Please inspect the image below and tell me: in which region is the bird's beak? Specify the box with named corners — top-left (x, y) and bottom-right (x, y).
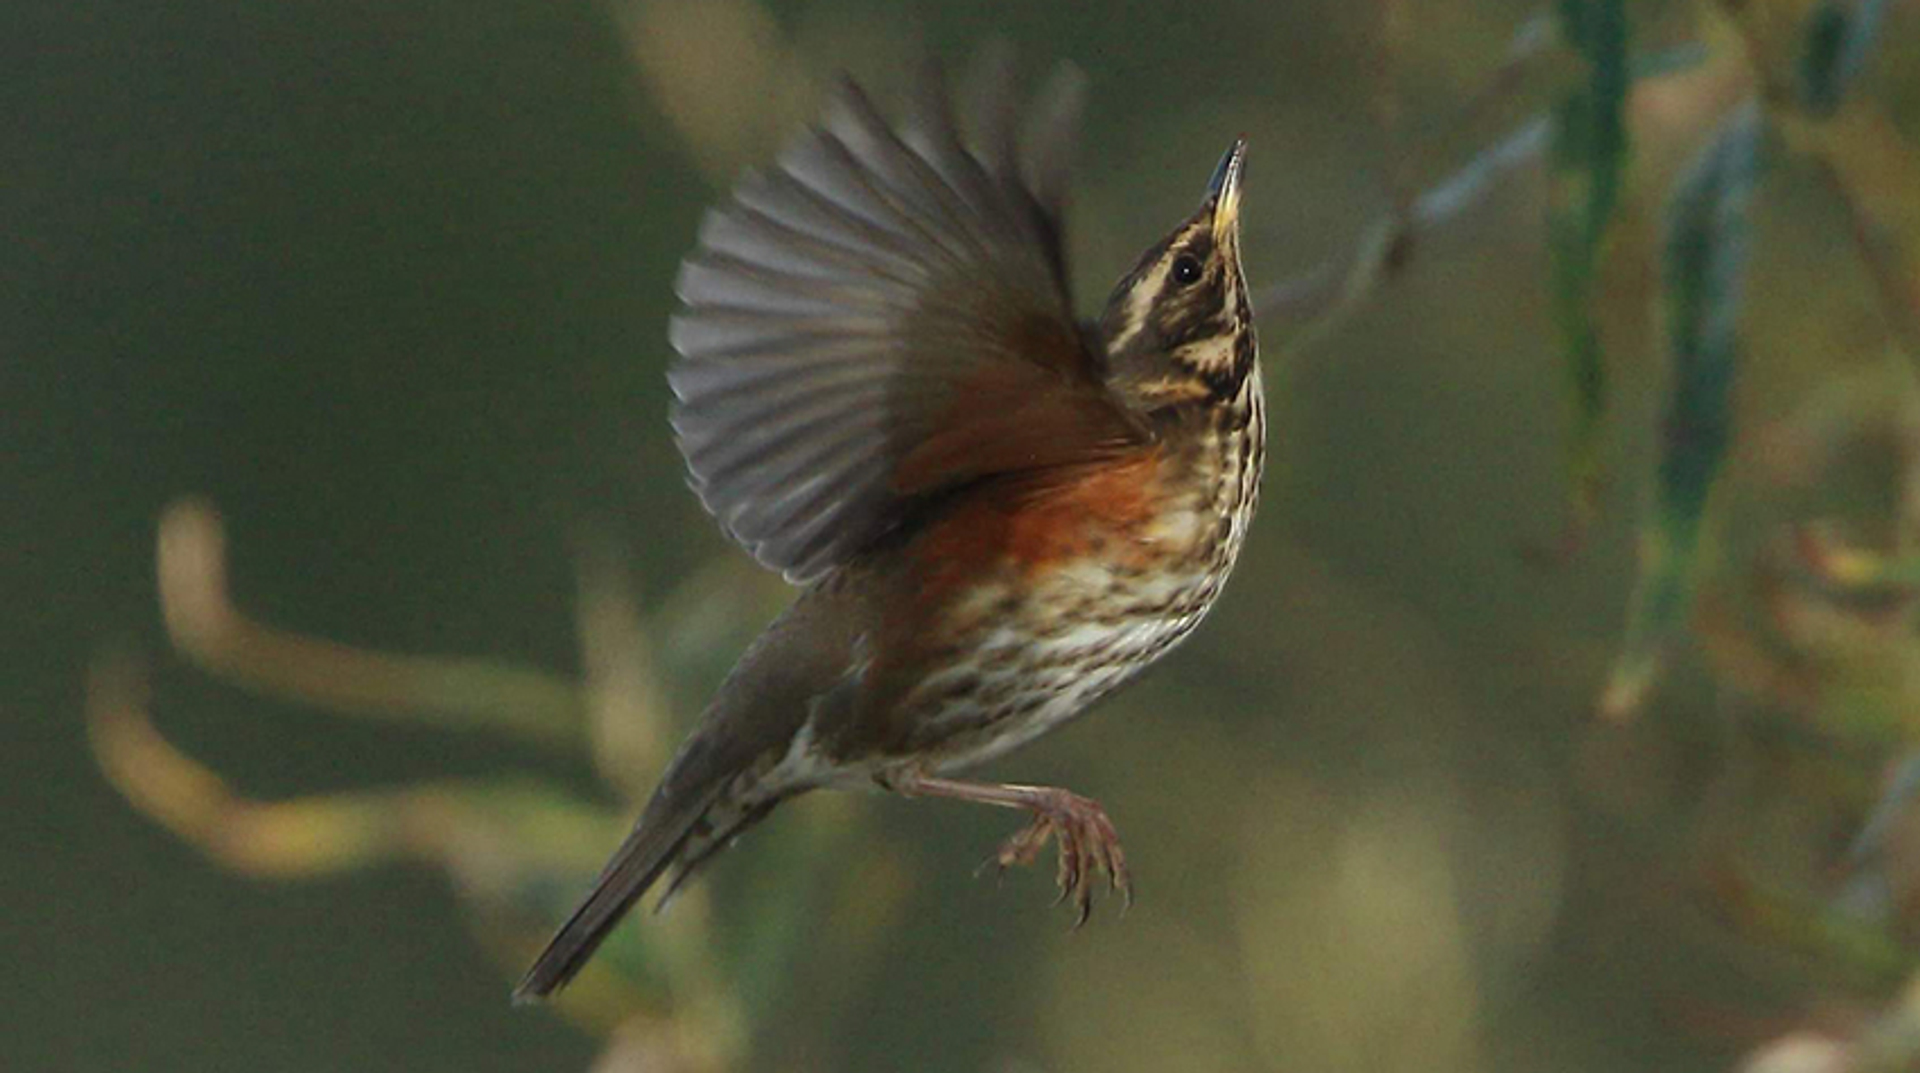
top-left (1207, 138), bottom-right (1247, 240)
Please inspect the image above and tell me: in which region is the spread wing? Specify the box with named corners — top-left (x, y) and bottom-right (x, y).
top-left (667, 56), bottom-right (1148, 583)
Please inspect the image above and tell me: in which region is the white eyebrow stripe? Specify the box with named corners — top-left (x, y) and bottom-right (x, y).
top-left (1103, 216), bottom-right (1230, 356)
top-left (1105, 255), bottom-right (1169, 353)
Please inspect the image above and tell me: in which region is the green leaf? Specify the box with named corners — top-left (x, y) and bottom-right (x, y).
top-left (1601, 101), bottom-right (1765, 720)
top-left (1799, 0), bottom-right (1891, 117)
top-left (1548, 0), bottom-right (1631, 531)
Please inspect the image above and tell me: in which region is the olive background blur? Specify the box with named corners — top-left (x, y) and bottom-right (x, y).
top-left (10, 0), bottom-right (1920, 1071)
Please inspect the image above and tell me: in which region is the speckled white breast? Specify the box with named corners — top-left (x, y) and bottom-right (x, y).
top-left (756, 369), bottom-right (1265, 798)
top-left (906, 366), bottom-right (1266, 772)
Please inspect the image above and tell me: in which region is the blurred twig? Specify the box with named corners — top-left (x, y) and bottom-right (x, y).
top-left (1257, 115), bottom-right (1556, 354)
top-left (1721, 0), bottom-right (1920, 368)
top-left (1255, 7), bottom-right (1706, 361)
top-left (1254, 11), bottom-right (1569, 348)
top-left (572, 529), bottom-right (677, 799)
top-left (111, 496), bottom-right (890, 1067)
top-left (87, 643), bottom-right (740, 1061)
top-left (157, 499), bottom-right (588, 750)
top-left (1802, 134), bottom-right (1920, 365)
top-left (84, 645), bottom-right (619, 883)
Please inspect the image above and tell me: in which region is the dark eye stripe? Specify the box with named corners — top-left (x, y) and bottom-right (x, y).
top-left (1154, 274), bottom-right (1231, 347)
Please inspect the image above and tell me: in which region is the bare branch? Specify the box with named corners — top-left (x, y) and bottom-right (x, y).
top-left (156, 498), bottom-right (587, 750)
top-left (1253, 10), bottom-right (1564, 346)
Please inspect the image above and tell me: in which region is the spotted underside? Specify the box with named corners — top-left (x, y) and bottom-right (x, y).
top-left (739, 360), bottom-right (1267, 794)
top-left (911, 363), bottom-right (1262, 757)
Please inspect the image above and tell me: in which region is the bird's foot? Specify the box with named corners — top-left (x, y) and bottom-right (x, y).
top-left (985, 788), bottom-right (1132, 927)
top-left (880, 769), bottom-right (1134, 925)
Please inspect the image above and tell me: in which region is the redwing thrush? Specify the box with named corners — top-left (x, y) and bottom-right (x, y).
top-left (517, 56), bottom-right (1261, 1001)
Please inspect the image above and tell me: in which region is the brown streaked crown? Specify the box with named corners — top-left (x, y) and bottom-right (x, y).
top-left (1097, 140), bottom-right (1254, 407)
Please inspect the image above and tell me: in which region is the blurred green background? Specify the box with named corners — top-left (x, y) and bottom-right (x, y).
top-left (10, 0), bottom-right (1920, 1070)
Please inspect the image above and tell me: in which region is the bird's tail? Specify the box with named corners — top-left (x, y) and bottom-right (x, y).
top-left (513, 766), bottom-right (791, 1002)
top-left (517, 591), bottom-right (839, 1002)
top-left (512, 781), bottom-right (726, 1003)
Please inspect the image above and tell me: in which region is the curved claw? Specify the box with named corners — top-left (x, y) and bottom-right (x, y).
top-left (973, 855), bottom-right (1002, 883)
top-left (985, 789), bottom-right (1132, 926)
top-left (888, 770), bottom-right (1134, 923)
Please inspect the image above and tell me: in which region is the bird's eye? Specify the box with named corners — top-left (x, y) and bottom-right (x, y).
top-left (1171, 254), bottom-right (1203, 286)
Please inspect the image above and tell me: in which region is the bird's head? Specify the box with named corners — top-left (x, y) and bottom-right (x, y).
top-left (1097, 139), bottom-right (1255, 410)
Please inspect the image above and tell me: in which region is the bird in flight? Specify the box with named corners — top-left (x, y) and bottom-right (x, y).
top-left (517, 53), bottom-right (1261, 1001)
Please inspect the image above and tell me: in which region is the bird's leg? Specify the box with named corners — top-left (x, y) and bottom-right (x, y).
top-left (881, 768), bottom-right (1132, 926)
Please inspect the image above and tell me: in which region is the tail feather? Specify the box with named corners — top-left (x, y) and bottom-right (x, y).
top-left (512, 783), bottom-right (725, 1003)
top-left (653, 797), bottom-right (781, 911)
top-left (516, 585), bottom-right (851, 1002)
